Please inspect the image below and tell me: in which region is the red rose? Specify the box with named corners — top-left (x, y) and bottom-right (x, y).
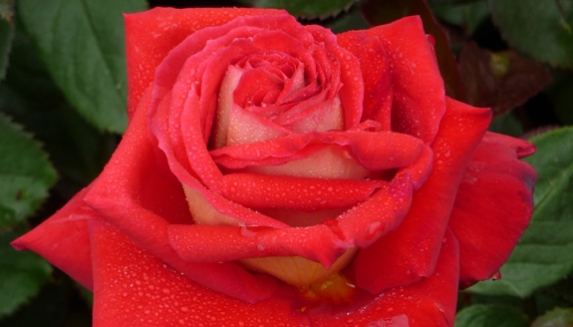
top-left (13, 7), bottom-right (536, 327)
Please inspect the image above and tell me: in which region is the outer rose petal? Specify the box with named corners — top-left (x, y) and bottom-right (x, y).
top-left (337, 29), bottom-right (393, 129)
top-left (84, 89), bottom-right (278, 302)
top-left (449, 132), bottom-right (536, 287)
top-left (339, 16), bottom-right (446, 144)
top-left (11, 187), bottom-right (95, 290)
top-left (125, 7), bottom-right (285, 115)
top-left (308, 229), bottom-right (460, 327)
top-left (351, 97), bottom-right (491, 293)
top-left (90, 220), bottom-right (310, 327)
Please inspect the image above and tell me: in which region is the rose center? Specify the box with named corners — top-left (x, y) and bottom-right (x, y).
top-left (186, 48), bottom-right (366, 289)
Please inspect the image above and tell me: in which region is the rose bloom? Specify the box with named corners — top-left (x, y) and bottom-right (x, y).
top-left (13, 7), bottom-right (536, 327)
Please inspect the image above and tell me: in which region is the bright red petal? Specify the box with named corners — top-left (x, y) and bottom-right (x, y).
top-left (84, 89), bottom-right (278, 302)
top-left (449, 132), bottom-right (536, 287)
top-left (308, 229), bottom-right (460, 327)
top-left (169, 174), bottom-right (413, 267)
top-left (351, 97), bottom-right (491, 293)
top-left (11, 187), bottom-right (95, 290)
top-left (90, 220), bottom-right (309, 327)
top-left (337, 30), bottom-right (393, 129)
top-left (221, 173), bottom-right (385, 211)
top-left (124, 7), bottom-right (286, 115)
top-left (364, 16), bottom-right (446, 144)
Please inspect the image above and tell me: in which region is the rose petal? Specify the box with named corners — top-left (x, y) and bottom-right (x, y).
top-left (244, 145), bottom-right (370, 180)
top-left (316, 130), bottom-right (424, 171)
top-left (307, 229), bottom-right (460, 327)
top-left (212, 130), bottom-right (425, 172)
top-left (85, 89), bottom-right (280, 302)
top-left (171, 174), bottom-right (413, 266)
top-left (351, 97), bottom-right (491, 293)
top-left (11, 187), bottom-right (95, 290)
top-left (396, 144), bottom-right (434, 189)
top-left (90, 220), bottom-right (309, 327)
top-left (168, 223), bottom-right (348, 268)
top-left (449, 132), bottom-right (536, 287)
top-left (124, 7), bottom-right (286, 115)
top-left (221, 173), bottom-right (386, 211)
top-left (363, 16), bottom-right (446, 144)
top-left (336, 173), bottom-right (413, 248)
top-left (282, 96), bottom-right (344, 134)
top-left (337, 30), bottom-right (393, 129)
top-left (306, 25), bottom-right (364, 129)
top-left (227, 104), bottom-right (290, 146)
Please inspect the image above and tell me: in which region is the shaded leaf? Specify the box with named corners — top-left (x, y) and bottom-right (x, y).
top-left (0, 21), bottom-right (64, 113)
top-left (470, 127), bottom-right (573, 297)
top-left (488, 113), bottom-right (524, 137)
top-left (547, 72), bottom-right (573, 125)
top-left (536, 275), bottom-right (573, 313)
top-left (0, 231), bottom-right (52, 319)
top-left (532, 307), bottom-right (573, 327)
top-left (459, 42), bottom-right (552, 117)
top-left (490, 0), bottom-right (573, 68)
top-left (244, 0), bottom-right (358, 19)
top-left (360, 0), bottom-right (465, 100)
top-left (0, 115), bottom-right (57, 228)
top-left (0, 0), bottom-right (14, 80)
top-left (455, 304), bottom-right (529, 327)
top-left (326, 7), bottom-right (369, 33)
top-left (431, 0), bottom-right (488, 35)
top-left (17, 0), bottom-right (148, 133)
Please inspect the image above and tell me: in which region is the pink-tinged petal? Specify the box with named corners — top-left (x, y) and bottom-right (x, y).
top-left (221, 173), bottom-right (385, 211)
top-left (90, 220), bottom-right (309, 327)
top-left (351, 97), bottom-right (491, 293)
top-left (124, 7), bottom-right (285, 115)
top-left (365, 16), bottom-right (446, 143)
top-left (11, 187), bottom-right (95, 290)
top-left (337, 30), bottom-right (393, 129)
top-left (168, 223), bottom-right (348, 268)
top-left (308, 229), bottom-right (460, 327)
top-left (282, 96), bottom-right (344, 134)
top-left (245, 145), bottom-right (369, 180)
top-left (85, 90), bottom-right (279, 302)
top-left (227, 104), bottom-right (290, 146)
top-left (449, 132), bottom-right (536, 287)
top-left (211, 133), bottom-right (317, 168)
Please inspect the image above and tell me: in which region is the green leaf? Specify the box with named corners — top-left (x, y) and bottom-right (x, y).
top-left (470, 127), bottom-right (573, 297)
top-left (17, 0), bottom-right (148, 133)
top-left (0, 0), bottom-right (14, 80)
top-left (532, 307), bottom-right (573, 327)
top-left (0, 23), bottom-right (116, 200)
top-left (455, 304), bottom-right (529, 327)
top-left (0, 115), bottom-right (57, 229)
top-left (490, 0), bottom-right (573, 68)
top-left (248, 0), bottom-right (358, 19)
top-left (0, 231), bottom-right (52, 319)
